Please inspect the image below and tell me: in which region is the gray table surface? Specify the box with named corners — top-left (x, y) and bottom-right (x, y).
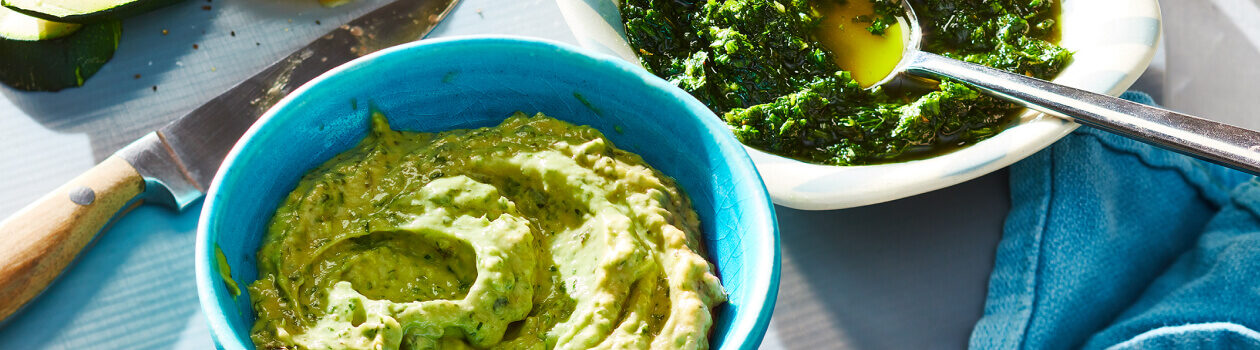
top-left (0, 0), bottom-right (1254, 348)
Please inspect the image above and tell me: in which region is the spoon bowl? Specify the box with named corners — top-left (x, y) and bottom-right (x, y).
top-left (876, 0), bottom-right (1260, 176)
top-left (868, 0), bottom-right (921, 90)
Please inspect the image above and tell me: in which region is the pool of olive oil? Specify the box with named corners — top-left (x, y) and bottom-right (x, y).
top-left (814, 0), bottom-right (904, 88)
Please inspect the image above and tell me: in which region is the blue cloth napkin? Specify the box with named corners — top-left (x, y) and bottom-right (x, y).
top-left (969, 92), bottom-right (1260, 349)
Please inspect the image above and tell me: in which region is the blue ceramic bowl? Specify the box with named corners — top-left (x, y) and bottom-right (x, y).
top-left (194, 36), bottom-right (780, 350)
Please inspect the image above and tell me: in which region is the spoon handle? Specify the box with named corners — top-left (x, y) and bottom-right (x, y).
top-left (903, 50), bottom-right (1260, 176)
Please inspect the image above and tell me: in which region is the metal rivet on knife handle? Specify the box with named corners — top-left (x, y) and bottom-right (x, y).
top-left (69, 187), bottom-right (96, 206)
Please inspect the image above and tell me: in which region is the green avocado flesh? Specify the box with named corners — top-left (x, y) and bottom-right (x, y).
top-left (3, 0), bottom-right (184, 23)
top-left (249, 112), bottom-right (726, 349)
top-left (0, 5), bottom-right (78, 40)
top-left (0, 6), bottom-right (119, 91)
top-left (621, 0), bottom-right (1071, 165)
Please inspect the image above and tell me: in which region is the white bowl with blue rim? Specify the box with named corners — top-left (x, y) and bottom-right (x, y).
top-left (555, 0), bottom-right (1163, 210)
top-left (195, 36), bottom-right (780, 349)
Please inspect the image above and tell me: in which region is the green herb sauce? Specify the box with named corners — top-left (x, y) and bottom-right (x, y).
top-left (621, 0), bottom-right (1070, 165)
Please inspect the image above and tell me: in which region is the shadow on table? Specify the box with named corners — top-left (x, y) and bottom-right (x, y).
top-left (0, 0), bottom-right (220, 161)
top-left (230, 0), bottom-right (373, 17)
top-left (0, 0), bottom-right (387, 162)
top-left (0, 0), bottom-right (212, 162)
top-left (764, 170), bottom-right (1010, 350)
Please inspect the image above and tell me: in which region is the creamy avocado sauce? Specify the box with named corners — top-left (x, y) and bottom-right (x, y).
top-left (248, 112), bottom-right (726, 349)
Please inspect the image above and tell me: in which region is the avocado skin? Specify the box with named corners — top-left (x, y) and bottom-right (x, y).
top-left (3, 0), bottom-right (186, 24)
top-left (0, 20), bottom-right (122, 92)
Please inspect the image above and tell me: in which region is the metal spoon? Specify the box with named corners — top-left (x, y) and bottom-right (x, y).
top-left (879, 1), bottom-right (1260, 175)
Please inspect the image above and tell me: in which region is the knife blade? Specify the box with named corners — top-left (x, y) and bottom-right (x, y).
top-left (138, 0), bottom-right (461, 209)
top-left (0, 0), bottom-right (460, 321)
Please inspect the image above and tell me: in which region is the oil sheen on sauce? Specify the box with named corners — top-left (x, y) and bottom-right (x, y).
top-left (815, 0), bottom-right (904, 88)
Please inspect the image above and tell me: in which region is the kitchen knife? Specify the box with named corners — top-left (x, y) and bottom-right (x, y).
top-left (0, 0), bottom-right (460, 321)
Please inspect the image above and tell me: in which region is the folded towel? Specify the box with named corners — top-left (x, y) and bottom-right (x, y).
top-left (970, 92), bottom-right (1260, 349)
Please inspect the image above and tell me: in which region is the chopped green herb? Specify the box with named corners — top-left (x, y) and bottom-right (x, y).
top-left (621, 0), bottom-right (1069, 164)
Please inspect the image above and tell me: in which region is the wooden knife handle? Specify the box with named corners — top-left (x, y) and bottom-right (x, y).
top-left (0, 155), bottom-right (144, 320)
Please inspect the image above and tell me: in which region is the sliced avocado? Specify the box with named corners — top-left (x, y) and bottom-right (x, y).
top-left (0, 6), bottom-right (121, 91)
top-left (0, 6), bottom-right (79, 40)
top-left (3, 0), bottom-right (184, 23)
